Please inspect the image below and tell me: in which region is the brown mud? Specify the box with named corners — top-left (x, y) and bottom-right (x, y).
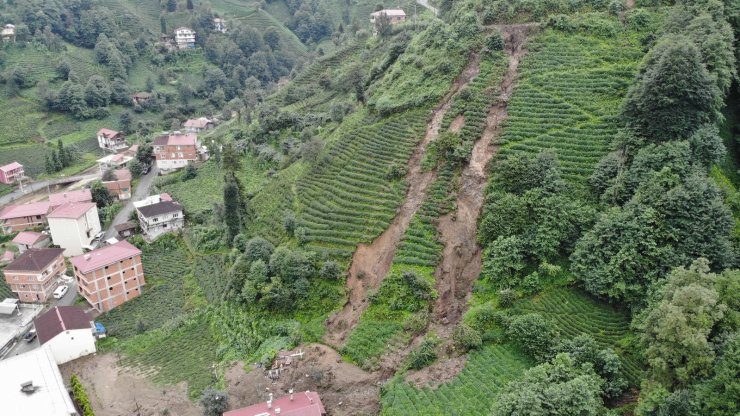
top-left (324, 52), bottom-right (483, 347)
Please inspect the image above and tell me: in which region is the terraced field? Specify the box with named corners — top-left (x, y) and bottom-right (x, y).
top-left (296, 110), bottom-right (427, 258)
top-left (381, 344), bottom-right (532, 415)
top-left (246, 163), bottom-right (303, 245)
top-left (498, 29), bottom-right (643, 182)
top-left (514, 287), bottom-right (642, 382)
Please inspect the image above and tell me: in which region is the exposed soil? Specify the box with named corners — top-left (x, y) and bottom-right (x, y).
top-left (449, 115), bottom-right (466, 133)
top-left (61, 353), bottom-right (200, 416)
top-left (324, 52), bottom-right (483, 347)
top-left (224, 344), bottom-right (381, 416)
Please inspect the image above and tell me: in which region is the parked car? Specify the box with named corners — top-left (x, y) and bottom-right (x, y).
top-left (22, 329), bottom-right (36, 342)
top-left (142, 165), bottom-right (151, 175)
top-left (53, 285), bottom-right (68, 299)
top-left (94, 231), bottom-right (106, 241)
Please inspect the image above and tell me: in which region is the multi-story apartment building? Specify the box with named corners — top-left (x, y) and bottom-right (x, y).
top-left (70, 240), bottom-right (145, 312)
top-left (152, 132), bottom-right (198, 171)
top-left (133, 194), bottom-right (184, 240)
top-left (96, 128), bottom-right (127, 151)
top-left (174, 27), bottom-right (196, 49)
top-left (3, 248), bottom-right (65, 303)
top-left (0, 161), bottom-right (24, 184)
top-left (0, 201), bottom-right (50, 234)
top-left (47, 202), bottom-right (101, 256)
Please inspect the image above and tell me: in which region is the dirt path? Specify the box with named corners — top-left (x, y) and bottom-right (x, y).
top-left (324, 52), bottom-right (483, 347)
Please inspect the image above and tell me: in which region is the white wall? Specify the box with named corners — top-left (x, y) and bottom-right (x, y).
top-left (48, 207), bottom-right (101, 256)
top-left (45, 328), bottom-right (96, 365)
top-left (156, 158), bottom-right (191, 170)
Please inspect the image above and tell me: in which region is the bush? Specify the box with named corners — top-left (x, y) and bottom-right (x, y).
top-left (70, 374), bottom-right (95, 416)
top-left (486, 31), bottom-right (504, 51)
top-left (498, 289), bottom-right (516, 308)
top-left (506, 313), bottom-right (556, 361)
top-left (199, 388), bottom-right (229, 416)
top-left (452, 323), bottom-right (483, 352)
top-left (320, 260), bottom-right (342, 280)
top-left (406, 337), bottom-right (439, 370)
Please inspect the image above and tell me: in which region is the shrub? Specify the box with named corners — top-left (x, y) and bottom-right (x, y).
top-left (320, 260), bottom-right (342, 280)
top-left (498, 289), bottom-right (516, 308)
top-left (406, 337), bottom-right (439, 370)
top-left (486, 31), bottom-right (504, 51)
top-left (506, 313), bottom-right (556, 361)
top-left (70, 374), bottom-right (95, 416)
top-left (244, 237), bottom-right (274, 263)
top-left (452, 323), bottom-right (483, 352)
top-left (199, 388), bottom-right (229, 416)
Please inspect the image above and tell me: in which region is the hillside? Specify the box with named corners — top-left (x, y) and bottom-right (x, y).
top-left (1, 0), bottom-right (739, 415)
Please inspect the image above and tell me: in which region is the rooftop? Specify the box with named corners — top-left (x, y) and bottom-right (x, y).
top-left (113, 168), bottom-right (132, 181)
top-left (0, 201), bottom-right (50, 220)
top-left (34, 306), bottom-right (92, 344)
top-left (4, 248), bottom-right (64, 273)
top-left (11, 231), bottom-right (47, 246)
top-left (97, 153), bottom-right (133, 166)
top-left (1, 250), bottom-right (13, 262)
top-left (70, 240), bottom-right (142, 274)
top-left (137, 200), bottom-right (183, 218)
top-left (97, 128), bottom-right (121, 138)
top-left (153, 133), bottom-right (198, 146)
top-left (114, 221), bottom-right (137, 232)
top-left (48, 189), bottom-right (92, 207)
top-left (371, 8), bottom-right (406, 16)
top-left (184, 117), bottom-right (212, 128)
top-left (0, 347), bottom-right (78, 416)
top-left (224, 391), bottom-right (326, 416)
top-left (47, 202), bottom-right (97, 219)
top-left (0, 161), bottom-right (23, 172)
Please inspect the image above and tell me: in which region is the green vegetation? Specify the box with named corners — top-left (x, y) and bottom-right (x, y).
top-left (70, 374), bottom-right (96, 416)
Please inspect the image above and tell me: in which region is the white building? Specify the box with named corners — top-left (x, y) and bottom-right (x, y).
top-left (174, 27), bottom-right (196, 49)
top-left (134, 194), bottom-right (184, 240)
top-left (1, 24), bottom-right (15, 43)
top-left (213, 18), bottom-right (227, 33)
top-left (0, 346), bottom-right (78, 416)
top-left (47, 202), bottom-right (101, 256)
top-left (97, 128), bottom-right (127, 152)
top-left (34, 305), bottom-right (96, 365)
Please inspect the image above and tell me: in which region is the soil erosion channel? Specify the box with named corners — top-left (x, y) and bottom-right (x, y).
top-left (324, 53), bottom-right (483, 347)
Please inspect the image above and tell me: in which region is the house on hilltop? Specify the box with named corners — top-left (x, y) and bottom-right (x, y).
top-left (0, 161), bottom-right (25, 184)
top-left (0, 201), bottom-right (51, 234)
top-left (1, 24), bottom-right (15, 43)
top-left (97, 128), bottom-right (127, 152)
top-left (184, 117), bottom-right (214, 133)
top-left (370, 9), bottom-right (406, 34)
top-left (224, 390), bottom-right (326, 416)
top-left (47, 202), bottom-right (101, 256)
top-left (70, 240), bottom-right (145, 312)
top-left (153, 132), bottom-right (200, 171)
top-left (34, 305), bottom-right (96, 364)
top-left (134, 193), bottom-right (184, 240)
top-left (213, 17), bottom-right (227, 33)
top-left (175, 27), bottom-right (196, 49)
top-left (3, 248), bottom-right (65, 303)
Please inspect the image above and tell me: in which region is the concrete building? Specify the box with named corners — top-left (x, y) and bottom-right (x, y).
top-left (70, 240), bottom-right (145, 312)
top-left (97, 128), bottom-right (126, 152)
top-left (0, 347), bottom-right (78, 416)
top-left (102, 168), bottom-right (132, 200)
top-left (213, 17), bottom-right (227, 33)
top-left (152, 132), bottom-right (198, 171)
top-left (0, 201), bottom-right (50, 234)
top-left (3, 248), bottom-right (65, 303)
top-left (34, 305), bottom-right (96, 365)
top-left (48, 189), bottom-right (93, 209)
top-left (134, 194), bottom-right (184, 240)
top-left (1, 23), bottom-right (15, 43)
top-left (97, 153), bottom-right (133, 172)
top-left (224, 390), bottom-right (326, 416)
top-left (11, 231), bottom-right (51, 253)
top-left (47, 202), bottom-right (101, 256)
top-left (370, 9), bottom-right (406, 35)
top-left (132, 91), bottom-right (152, 105)
top-left (174, 27), bottom-right (196, 49)
top-left (184, 117), bottom-right (214, 133)
top-left (0, 161), bottom-right (25, 184)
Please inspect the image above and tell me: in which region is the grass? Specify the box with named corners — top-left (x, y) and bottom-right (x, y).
top-left (246, 162), bottom-right (304, 245)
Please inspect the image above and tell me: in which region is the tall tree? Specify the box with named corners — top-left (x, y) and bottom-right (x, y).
top-left (223, 174), bottom-right (242, 245)
top-left (160, 14), bottom-right (167, 34)
top-left (90, 181), bottom-right (114, 208)
top-left (187, 0), bottom-right (194, 10)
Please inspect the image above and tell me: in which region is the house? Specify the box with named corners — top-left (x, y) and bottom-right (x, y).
top-left (0, 250), bottom-right (13, 265)
top-left (47, 202), bottom-right (101, 256)
top-left (134, 194), bottom-right (184, 240)
top-left (1, 24), bottom-right (15, 43)
top-left (213, 17), bottom-right (227, 33)
top-left (97, 153), bottom-right (133, 172)
top-left (0, 201), bottom-right (51, 234)
top-left (97, 128), bottom-right (127, 152)
top-left (0, 161), bottom-right (25, 184)
top-left (114, 221), bottom-right (137, 238)
top-left (34, 306), bottom-right (96, 365)
top-left (70, 240), bottom-right (145, 312)
top-left (184, 117), bottom-right (214, 133)
top-left (102, 168), bottom-right (132, 200)
top-left (370, 9), bottom-right (406, 34)
top-left (11, 231), bottom-right (50, 253)
top-left (224, 390), bottom-right (326, 416)
top-left (152, 132), bottom-right (198, 171)
top-left (132, 91), bottom-right (152, 105)
top-left (174, 27), bottom-right (196, 49)
top-left (48, 189), bottom-right (92, 209)
top-left (0, 347), bottom-right (79, 416)
top-left (3, 248), bottom-right (65, 303)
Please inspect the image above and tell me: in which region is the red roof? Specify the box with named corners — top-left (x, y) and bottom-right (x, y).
top-left (34, 306), bottom-right (92, 344)
top-left (224, 392), bottom-right (326, 416)
top-left (12, 231), bottom-right (48, 246)
top-left (1, 251), bottom-right (13, 262)
top-left (70, 240), bottom-right (142, 274)
top-left (184, 118), bottom-right (212, 128)
top-left (114, 169), bottom-right (132, 181)
top-left (47, 202), bottom-right (96, 219)
top-left (0, 201), bottom-right (50, 219)
top-left (48, 189), bottom-right (92, 207)
top-left (153, 133), bottom-right (197, 146)
top-left (160, 193), bottom-right (173, 202)
top-left (97, 128), bottom-right (121, 138)
top-left (0, 161), bottom-right (23, 172)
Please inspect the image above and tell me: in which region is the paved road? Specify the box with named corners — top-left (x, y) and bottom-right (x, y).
top-left (104, 166), bottom-right (159, 240)
top-left (0, 173), bottom-right (100, 206)
top-left (416, 0), bottom-right (439, 15)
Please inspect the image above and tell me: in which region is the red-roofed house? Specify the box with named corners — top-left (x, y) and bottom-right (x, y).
top-left (184, 117), bottom-right (214, 133)
top-left (70, 240), bottom-right (145, 312)
top-left (153, 132), bottom-right (198, 171)
top-left (3, 248), bottom-right (65, 302)
top-left (47, 202), bottom-right (101, 256)
top-left (102, 168), bottom-right (133, 200)
top-left (12, 231), bottom-right (50, 253)
top-left (0, 250), bottom-right (13, 265)
top-left (48, 189), bottom-right (93, 208)
top-left (34, 306), bottom-right (96, 364)
top-left (97, 128), bottom-right (127, 151)
top-left (0, 161), bottom-right (25, 184)
top-left (0, 201), bottom-right (51, 234)
top-left (224, 391), bottom-right (326, 416)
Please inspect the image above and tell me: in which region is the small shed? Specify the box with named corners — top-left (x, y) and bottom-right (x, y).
top-left (114, 221), bottom-right (137, 238)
